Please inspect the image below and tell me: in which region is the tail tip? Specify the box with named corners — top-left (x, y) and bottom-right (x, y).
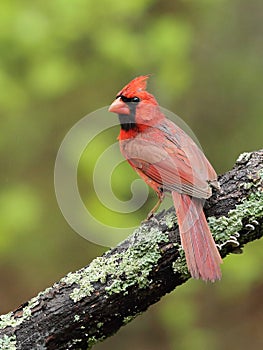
top-left (190, 268), bottom-right (222, 282)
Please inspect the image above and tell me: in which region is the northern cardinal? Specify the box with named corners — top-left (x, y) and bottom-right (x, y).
top-left (108, 76), bottom-right (222, 281)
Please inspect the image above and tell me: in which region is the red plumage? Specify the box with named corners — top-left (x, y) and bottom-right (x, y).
top-left (109, 76), bottom-right (222, 281)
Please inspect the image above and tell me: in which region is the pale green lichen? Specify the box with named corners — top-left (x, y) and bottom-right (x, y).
top-left (96, 322), bottom-right (103, 329)
top-left (172, 247), bottom-right (190, 277)
top-left (236, 152), bottom-right (252, 164)
top-left (0, 314), bottom-right (18, 329)
top-left (71, 334), bottom-right (104, 349)
top-left (87, 336), bottom-right (98, 349)
top-left (165, 212), bottom-right (177, 229)
top-left (209, 191), bottom-right (263, 245)
top-left (74, 315), bottom-right (80, 322)
top-left (0, 297), bottom-right (39, 330)
top-left (0, 286), bottom-right (53, 330)
top-left (62, 227), bottom-right (169, 302)
top-left (241, 169), bottom-right (263, 191)
top-left (123, 312), bottom-right (142, 325)
top-left (0, 335), bottom-right (16, 350)
top-left (209, 167), bottom-right (262, 245)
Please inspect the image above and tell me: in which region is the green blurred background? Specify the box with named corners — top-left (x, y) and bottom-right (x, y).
top-left (0, 0), bottom-right (262, 349)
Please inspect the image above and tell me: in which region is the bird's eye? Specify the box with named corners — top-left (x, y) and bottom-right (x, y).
top-left (131, 96), bottom-right (140, 103)
top-left (117, 95), bottom-right (140, 103)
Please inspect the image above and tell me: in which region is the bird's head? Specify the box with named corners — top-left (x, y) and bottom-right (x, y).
top-left (109, 76), bottom-right (163, 132)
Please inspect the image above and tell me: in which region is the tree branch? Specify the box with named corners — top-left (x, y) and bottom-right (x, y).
top-left (0, 150), bottom-right (262, 350)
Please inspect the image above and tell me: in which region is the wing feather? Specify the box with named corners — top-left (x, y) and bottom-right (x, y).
top-left (120, 120), bottom-right (217, 199)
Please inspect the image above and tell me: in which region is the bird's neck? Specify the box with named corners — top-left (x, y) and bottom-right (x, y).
top-left (117, 112), bottom-right (142, 140)
top-left (118, 113), bottom-right (137, 132)
top-left (117, 107), bottom-right (165, 140)
top-left (118, 128), bottom-right (137, 140)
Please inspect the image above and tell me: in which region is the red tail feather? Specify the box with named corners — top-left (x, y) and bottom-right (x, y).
top-left (172, 192), bottom-right (222, 282)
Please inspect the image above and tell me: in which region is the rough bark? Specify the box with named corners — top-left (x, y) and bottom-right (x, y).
top-left (0, 150), bottom-right (262, 350)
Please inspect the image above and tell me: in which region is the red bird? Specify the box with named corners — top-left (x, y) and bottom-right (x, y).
top-left (108, 76), bottom-right (222, 281)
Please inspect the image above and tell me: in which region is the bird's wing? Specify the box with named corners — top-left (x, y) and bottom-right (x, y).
top-left (120, 124), bottom-right (216, 199)
top-left (158, 119), bottom-right (218, 186)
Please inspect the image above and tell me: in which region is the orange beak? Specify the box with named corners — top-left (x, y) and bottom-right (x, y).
top-left (108, 97), bottom-right (130, 115)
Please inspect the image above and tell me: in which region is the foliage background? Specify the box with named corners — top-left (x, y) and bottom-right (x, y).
top-left (0, 0), bottom-right (262, 349)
